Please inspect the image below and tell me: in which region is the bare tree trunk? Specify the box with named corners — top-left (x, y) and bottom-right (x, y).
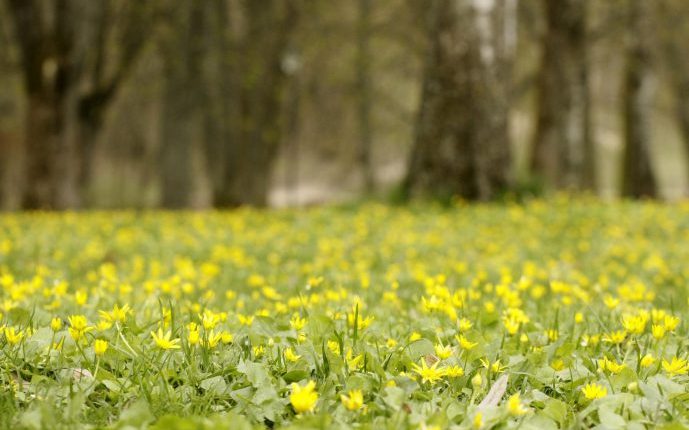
top-left (22, 95), bottom-right (70, 209)
top-left (621, 0), bottom-right (657, 198)
top-left (159, 0), bottom-right (204, 208)
top-left (532, 0), bottom-right (593, 191)
top-left (210, 0), bottom-right (300, 207)
top-left (659, 0), bottom-right (689, 195)
top-left (357, 0), bottom-right (375, 194)
top-left (73, 1), bottom-right (150, 207)
top-left (404, 0), bottom-right (513, 201)
top-left (5, 0), bottom-right (77, 209)
top-left (5, 0), bottom-right (150, 209)
top-left (203, 0), bottom-right (238, 207)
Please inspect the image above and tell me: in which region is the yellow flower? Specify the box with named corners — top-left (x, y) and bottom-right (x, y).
top-left (434, 343), bottom-right (452, 360)
top-left (68, 315), bottom-right (93, 341)
top-left (4, 326), bottom-right (23, 345)
top-left (290, 314), bottom-right (307, 331)
top-left (327, 340), bottom-right (340, 354)
top-left (253, 345), bottom-right (265, 358)
top-left (507, 392), bottom-right (528, 416)
top-left (458, 318), bottom-right (473, 331)
top-left (456, 334), bottom-right (477, 350)
top-left (188, 328), bottom-right (200, 346)
top-left (662, 357), bottom-right (689, 376)
top-left (473, 411), bottom-right (483, 429)
top-left (221, 331), bottom-right (233, 344)
top-left (598, 357), bottom-right (625, 375)
top-left (50, 317), bottom-right (62, 332)
top-left (550, 359), bottom-right (565, 371)
top-left (445, 365), bottom-right (464, 378)
top-left (290, 380), bottom-right (318, 413)
top-left (346, 349), bottom-right (364, 369)
top-left (602, 330), bottom-right (626, 345)
top-left (96, 320), bottom-right (113, 331)
top-left (284, 347), bottom-right (301, 362)
top-left (603, 296), bottom-right (619, 309)
top-left (411, 359), bottom-right (445, 384)
top-left (94, 339), bottom-right (108, 356)
top-left (200, 310), bottom-right (221, 330)
top-left (151, 328), bottom-right (181, 350)
top-left (75, 290), bottom-right (88, 306)
top-left (348, 312), bottom-right (374, 331)
top-left (409, 332), bottom-right (422, 342)
top-left (640, 353), bottom-right (655, 368)
top-left (386, 338), bottom-right (397, 348)
top-left (237, 314), bottom-right (254, 326)
top-left (652, 324), bottom-right (666, 340)
top-left (664, 315), bottom-right (680, 331)
top-left (545, 329), bottom-right (559, 342)
top-left (340, 389), bottom-right (364, 411)
top-left (98, 304), bottom-right (131, 324)
top-left (621, 314), bottom-right (646, 335)
top-left (503, 317), bottom-right (520, 335)
top-left (581, 382), bottom-right (607, 400)
top-left (575, 312), bottom-right (584, 324)
top-left (480, 358), bottom-right (506, 373)
top-left (203, 330), bottom-right (223, 349)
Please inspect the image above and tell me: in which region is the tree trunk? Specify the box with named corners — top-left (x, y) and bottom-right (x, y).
top-left (22, 95), bottom-right (70, 209)
top-left (6, 0), bottom-right (76, 209)
top-left (404, 0), bottom-right (512, 201)
top-left (210, 0), bottom-right (300, 207)
top-left (532, 0), bottom-right (594, 191)
top-left (357, 0), bottom-right (375, 194)
top-left (203, 0), bottom-right (237, 207)
top-left (621, 0), bottom-right (657, 198)
top-left (5, 0), bottom-right (149, 209)
top-left (659, 0), bottom-right (689, 195)
top-left (159, 0), bottom-right (204, 208)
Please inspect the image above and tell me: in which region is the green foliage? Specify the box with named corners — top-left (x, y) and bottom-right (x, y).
top-left (0, 199), bottom-right (688, 427)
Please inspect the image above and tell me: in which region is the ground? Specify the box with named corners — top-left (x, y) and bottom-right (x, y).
top-left (1, 197), bottom-right (689, 429)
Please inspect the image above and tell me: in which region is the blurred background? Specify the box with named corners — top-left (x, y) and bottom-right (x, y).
top-left (0, 0), bottom-right (688, 209)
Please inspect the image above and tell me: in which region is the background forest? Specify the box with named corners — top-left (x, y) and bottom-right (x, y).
top-left (1, 0), bottom-right (689, 210)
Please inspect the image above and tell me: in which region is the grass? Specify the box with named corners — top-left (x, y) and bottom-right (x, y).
top-left (1, 196), bottom-right (689, 428)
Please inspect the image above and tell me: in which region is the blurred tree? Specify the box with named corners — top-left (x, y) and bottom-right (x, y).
top-left (532, 0), bottom-right (594, 191)
top-left (4, 0), bottom-right (150, 209)
top-left (621, 0), bottom-right (657, 198)
top-left (202, 0), bottom-right (238, 208)
top-left (404, 0), bottom-right (514, 200)
top-left (159, 0), bottom-right (204, 208)
top-left (356, 0), bottom-right (374, 193)
top-left (209, 0), bottom-right (301, 207)
top-left (658, 0), bottom-right (689, 192)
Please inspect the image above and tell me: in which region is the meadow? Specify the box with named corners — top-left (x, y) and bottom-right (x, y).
top-left (1, 197), bottom-right (689, 429)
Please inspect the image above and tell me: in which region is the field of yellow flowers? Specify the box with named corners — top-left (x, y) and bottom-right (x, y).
top-left (1, 197), bottom-right (689, 429)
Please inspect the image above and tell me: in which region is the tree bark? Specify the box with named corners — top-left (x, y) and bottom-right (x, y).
top-left (404, 0), bottom-right (513, 201)
top-left (532, 0), bottom-right (594, 191)
top-left (659, 0), bottom-right (689, 194)
top-left (159, 0), bottom-right (204, 208)
top-left (5, 0), bottom-right (75, 209)
top-left (621, 0), bottom-right (657, 198)
top-left (5, 0), bottom-right (150, 208)
top-left (210, 0), bottom-right (300, 207)
top-left (357, 0), bottom-right (375, 193)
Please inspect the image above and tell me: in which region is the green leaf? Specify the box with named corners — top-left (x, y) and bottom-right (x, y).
top-left (541, 398), bottom-right (568, 425)
top-left (283, 369), bottom-right (310, 384)
top-left (237, 360), bottom-right (270, 387)
top-left (200, 376), bottom-right (227, 395)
